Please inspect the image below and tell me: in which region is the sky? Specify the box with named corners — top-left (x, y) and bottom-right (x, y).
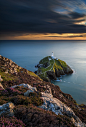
top-left (0, 0), bottom-right (86, 40)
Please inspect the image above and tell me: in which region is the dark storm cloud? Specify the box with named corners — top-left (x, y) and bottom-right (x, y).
top-left (0, 0), bottom-right (86, 35)
top-left (69, 12), bottom-right (85, 19)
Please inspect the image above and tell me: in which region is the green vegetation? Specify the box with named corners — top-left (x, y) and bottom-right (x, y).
top-left (39, 59), bottom-right (54, 73)
top-left (0, 70), bottom-right (18, 81)
top-left (58, 59), bottom-right (67, 68)
top-left (53, 62), bottom-right (63, 72)
top-left (39, 73), bottom-right (49, 81)
top-left (37, 56), bottom-right (68, 80)
top-left (27, 71), bottom-right (42, 81)
top-left (39, 56), bottom-right (51, 64)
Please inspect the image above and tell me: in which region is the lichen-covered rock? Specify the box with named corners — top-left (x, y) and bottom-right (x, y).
top-left (40, 92), bottom-right (86, 127)
top-left (0, 102), bottom-right (15, 117)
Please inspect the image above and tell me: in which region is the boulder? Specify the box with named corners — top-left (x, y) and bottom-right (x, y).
top-left (0, 75), bottom-right (3, 82)
top-left (19, 83), bottom-right (37, 91)
top-left (11, 83), bottom-right (37, 92)
top-left (0, 83), bottom-right (4, 90)
top-left (0, 102), bottom-right (15, 117)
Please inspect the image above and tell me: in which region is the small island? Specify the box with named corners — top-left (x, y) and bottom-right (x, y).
top-left (35, 52), bottom-right (73, 81)
top-left (0, 55), bottom-right (86, 127)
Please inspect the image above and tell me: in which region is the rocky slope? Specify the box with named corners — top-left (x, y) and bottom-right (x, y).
top-left (0, 55), bottom-right (86, 127)
top-left (35, 56), bottom-right (73, 81)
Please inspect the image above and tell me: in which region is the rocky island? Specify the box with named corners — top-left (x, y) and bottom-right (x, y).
top-left (35, 52), bottom-right (73, 81)
top-left (0, 55), bottom-right (86, 127)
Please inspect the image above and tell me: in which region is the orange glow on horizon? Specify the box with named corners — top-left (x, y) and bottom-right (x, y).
top-left (0, 33), bottom-right (86, 40)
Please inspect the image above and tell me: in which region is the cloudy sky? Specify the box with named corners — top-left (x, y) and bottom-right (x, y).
top-left (0, 0), bottom-right (86, 40)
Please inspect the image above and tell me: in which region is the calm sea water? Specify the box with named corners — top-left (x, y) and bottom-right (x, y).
top-left (0, 40), bottom-right (86, 105)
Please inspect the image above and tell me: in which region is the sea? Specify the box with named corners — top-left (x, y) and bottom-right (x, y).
top-left (0, 40), bottom-right (86, 105)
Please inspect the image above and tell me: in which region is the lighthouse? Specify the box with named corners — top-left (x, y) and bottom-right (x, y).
top-left (51, 52), bottom-right (57, 60)
top-left (52, 52), bottom-right (54, 57)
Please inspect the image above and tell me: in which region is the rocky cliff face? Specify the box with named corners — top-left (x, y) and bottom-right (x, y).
top-left (35, 56), bottom-right (73, 81)
top-left (0, 55), bottom-right (86, 127)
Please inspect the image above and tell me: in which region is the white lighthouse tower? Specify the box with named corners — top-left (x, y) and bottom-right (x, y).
top-left (52, 52), bottom-right (54, 57)
top-left (51, 52), bottom-right (57, 59)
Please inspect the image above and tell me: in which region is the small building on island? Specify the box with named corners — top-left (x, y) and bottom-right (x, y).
top-left (51, 52), bottom-right (58, 60)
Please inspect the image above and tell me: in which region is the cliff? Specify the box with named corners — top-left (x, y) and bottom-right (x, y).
top-left (35, 56), bottom-right (73, 81)
top-left (0, 55), bottom-right (86, 127)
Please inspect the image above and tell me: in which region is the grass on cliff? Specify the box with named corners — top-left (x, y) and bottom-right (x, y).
top-left (27, 71), bottom-right (43, 81)
top-left (38, 59), bottom-right (54, 73)
top-left (38, 56), bottom-right (67, 75)
top-left (39, 56), bottom-right (51, 64)
top-left (58, 59), bottom-right (67, 68)
top-left (53, 62), bottom-right (63, 72)
top-left (0, 69), bottom-right (18, 81)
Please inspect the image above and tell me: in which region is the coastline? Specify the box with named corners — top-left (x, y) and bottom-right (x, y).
top-left (0, 55), bottom-right (86, 126)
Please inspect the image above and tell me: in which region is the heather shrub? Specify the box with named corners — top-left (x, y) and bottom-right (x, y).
top-left (11, 95), bottom-right (31, 105)
top-left (11, 94), bottom-right (43, 106)
top-left (0, 96), bottom-right (12, 105)
top-left (0, 89), bottom-right (9, 96)
top-left (29, 91), bottom-right (42, 97)
top-left (30, 96), bottom-right (43, 106)
top-left (73, 107), bottom-right (86, 124)
top-left (6, 87), bottom-right (23, 96)
top-left (14, 86), bottom-right (29, 94)
top-left (0, 87), bottom-right (23, 97)
top-left (29, 91), bottom-right (43, 106)
top-left (0, 116), bottom-right (26, 127)
top-left (14, 105), bottom-right (75, 127)
top-left (0, 86), bottom-right (3, 91)
top-left (0, 97), bottom-right (7, 105)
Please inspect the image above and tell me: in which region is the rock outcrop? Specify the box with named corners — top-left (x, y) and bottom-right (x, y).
top-left (0, 102), bottom-right (15, 117)
top-left (0, 55), bottom-right (22, 74)
top-left (40, 91), bottom-right (86, 127)
top-left (10, 83), bottom-right (86, 127)
top-left (35, 56), bottom-right (73, 81)
top-left (11, 83), bottom-right (37, 97)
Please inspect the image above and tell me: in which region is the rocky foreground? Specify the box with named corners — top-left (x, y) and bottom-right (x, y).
top-left (0, 55), bottom-right (86, 127)
top-left (35, 56), bottom-right (73, 81)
